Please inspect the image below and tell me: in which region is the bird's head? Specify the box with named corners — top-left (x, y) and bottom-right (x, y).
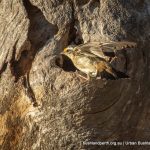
top-left (63, 45), bottom-right (76, 52)
top-left (61, 45), bottom-right (76, 59)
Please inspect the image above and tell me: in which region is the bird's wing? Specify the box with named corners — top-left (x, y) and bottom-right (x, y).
top-left (78, 51), bottom-right (100, 58)
top-left (100, 41), bottom-right (137, 53)
top-left (75, 42), bottom-right (110, 59)
top-left (74, 41), bottom-right (136, 58)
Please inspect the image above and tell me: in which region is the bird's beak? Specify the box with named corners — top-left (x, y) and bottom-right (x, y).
top-left (60, 51), bottom-right (64, 54)
top-left (63, 48), bottom-right (68, 52)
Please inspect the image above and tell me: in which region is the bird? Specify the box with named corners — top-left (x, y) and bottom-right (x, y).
top-left (61, 47), bottom-right (117, 80)
top-left (63, 43), bottom-right (110, 61)
top-left (61, 41), bottom-right (137, 80)
top-left (64, 41), bottom-right (137, 62)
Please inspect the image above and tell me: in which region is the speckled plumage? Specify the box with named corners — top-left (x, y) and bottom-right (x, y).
top-left (62, 41), bottom-right (136, 80)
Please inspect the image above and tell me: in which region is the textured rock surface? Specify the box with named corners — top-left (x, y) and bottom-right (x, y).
top-left (0, 0), bottom-right (150, 149)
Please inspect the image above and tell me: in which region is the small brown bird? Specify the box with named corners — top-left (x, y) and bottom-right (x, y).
top-left (64, 41), bottom-right (136, 61)
top-left (64, 43), bottom-right (110, 61)
top-left (62, 41), bottom-right (136, 80)
top-left (61, 48), bottom-right (117, 80)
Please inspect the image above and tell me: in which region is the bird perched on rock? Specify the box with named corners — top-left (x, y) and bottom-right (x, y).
top-left (61, 48), bottom-right (117, 80)
top-left (61, 41), bottom-right (136, 80)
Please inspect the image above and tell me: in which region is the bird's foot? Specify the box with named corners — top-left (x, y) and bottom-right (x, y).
top-left (75, 70), bottom-right (89, 81)
top-left (110, 56), bottom-right (117, 63)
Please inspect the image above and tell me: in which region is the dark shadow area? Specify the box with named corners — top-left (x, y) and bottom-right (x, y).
top-left (103, 52), bottom-right (115, 57)
top-left (56, 54), bottom-right (129, 80)
top-left (55, 54), bottom-right (76, 72)
top-left (68, 22), bottom-right (84, 45)
top-left (97, 67), bottom-right (129, 80)
top-left (0, 63), bottom-right (7, 76)
top-left (76, 0), bottom-right (100, 7)
top-left (76, 0), bottom-right (90, 6)
top-left (22, 74), bottom-right (38, 107)
top-left (23, 0), bottom-right (58, 50)
top-left (11, 0), bottom-right (58, 81)
top-left (112, 67), bottom-right (129, 79)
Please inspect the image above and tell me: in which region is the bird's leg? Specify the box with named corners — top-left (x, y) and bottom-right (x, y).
top-left (77, 73), bottom-right (89, 80)
top-left (110, 56), bottom-right (117, 63)
top-left (87, 74), bottom-right (91, 81)
top-left (75, 70), bottom-right (89, 81)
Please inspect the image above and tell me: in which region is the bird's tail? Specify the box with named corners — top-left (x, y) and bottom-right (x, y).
top-left (106, 65), bottom-right (129, 79)
top-left (105, 66), bottom-right (117, 79)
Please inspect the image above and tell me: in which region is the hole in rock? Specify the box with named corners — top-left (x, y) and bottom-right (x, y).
top-left (103, 52), bottom-right (115, 57)
top-left (11, 0), bottom-right (58, 81)
top-left (11, 49), bottom-right (33, 81)
top-left (23, 0), bottom-right (58, 50)
top-left (55, 54), bottom-right (77, 72)
top-left (95, 67), bottom-right (129, 80)
top-left (56, 54), bottom-right (129, 80)
top-left (68, 21), bottom-right (84, 45)
top-left (113, 69), bottom-right (129, 79)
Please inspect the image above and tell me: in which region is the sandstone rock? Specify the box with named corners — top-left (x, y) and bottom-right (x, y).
top-left (0, 0), bottom-right (150, 149)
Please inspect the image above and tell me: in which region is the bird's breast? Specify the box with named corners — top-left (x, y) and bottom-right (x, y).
top-left (73, 56), bottom-right (97, 74)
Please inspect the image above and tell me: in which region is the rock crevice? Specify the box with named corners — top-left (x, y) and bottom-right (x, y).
top-left (0, 0), bottom-right (150, 149)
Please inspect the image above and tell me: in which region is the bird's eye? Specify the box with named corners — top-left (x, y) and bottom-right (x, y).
top-left (64, 48), bottom-right (68, 52)
top-left (64, 48), bottom-right (73, 53)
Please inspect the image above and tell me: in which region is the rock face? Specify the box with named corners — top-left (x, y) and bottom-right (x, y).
top-left (0, 0), bottom-right (150, 149)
